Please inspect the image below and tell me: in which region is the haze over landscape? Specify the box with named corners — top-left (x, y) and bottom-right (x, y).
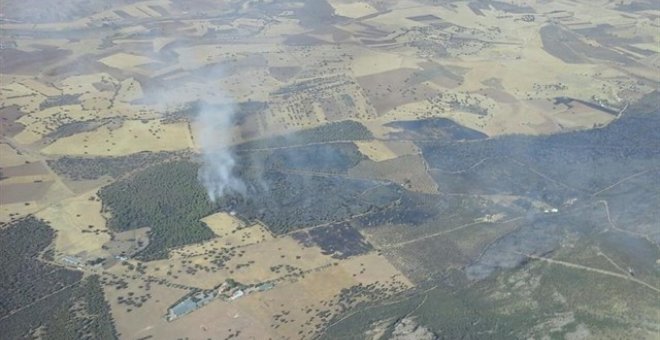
top-left (0, 0), bottom-right (659, 339)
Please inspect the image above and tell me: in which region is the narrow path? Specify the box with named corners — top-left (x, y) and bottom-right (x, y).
top-left (429, 157), bottom-right (491, 174)
top-left (509, 158), bottom-right (583, 193)
top-left (597, 200), bottom-right (654, 239)
top-left (283, 205), bottom-right (393, 236)
top-left (596, 249), bottom-right (629, 276)
top-left (591, 169), bottom-right (656, 197)
top-left (381, 216), bottom-right (523, 249)
top-left (516, 252), bottom-right (659, 294)
top-left (0, 281), bottom-right (81, 322)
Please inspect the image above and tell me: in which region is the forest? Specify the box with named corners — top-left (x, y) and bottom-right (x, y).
top-left (98, 161), bottom-right (216, 260)
top-left (0, 218), bottom-right (117, 339)
top-left (48, 150), bottom-right (185, 181)
top-left (0, 216), bottom-right (82, 317)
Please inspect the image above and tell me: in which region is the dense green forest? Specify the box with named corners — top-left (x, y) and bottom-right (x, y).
top-left (98, 161), bottom-right (216, 260)
top-left (0, 218), bottom-right (117, 339)
top-left (48, 150), bottom-right (185, 181)
top-left (0, 217), bottom-right (82, 317)
top-left (43, 275), bottom-right (118, 340)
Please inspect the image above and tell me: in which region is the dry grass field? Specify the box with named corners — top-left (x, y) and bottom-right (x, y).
top-left (36, 190), bottom-right (111, 257)
top-left (41, 120), bottom-right (194, 156)
top-left (1, 0), bottom-right (658, 338)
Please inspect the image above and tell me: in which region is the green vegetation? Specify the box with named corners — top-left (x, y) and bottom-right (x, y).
top-left (48, 151), bottom-right (184, 181)
top-left (78, 275), bottom-right (119, 340)
top-left (324, 230), bottom-right (659, 339)
top-left (0, 216), bottom-right (82, 317)
top-left (38, 94), bottom-right (80, 110)
top-left (0, 219), bottom-right (117, 340)
top-left (44, 275), bottom-right (118, 340)
top-left (98, 161), bottom-right (216, 260)
top-left (43, 120), bottom-right (107, 141)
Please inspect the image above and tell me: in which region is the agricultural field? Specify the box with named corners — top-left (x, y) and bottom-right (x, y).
top-left (1, 0), bottom-right (659, 339)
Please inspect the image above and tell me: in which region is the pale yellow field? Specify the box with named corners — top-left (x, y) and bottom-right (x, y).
top-left (200, 212), bottom-right (246, 235)
top-left (0, 143), bottom-right (37, 167)
top-left (0, 202), bottom-right (41, 224)
top-left (136, 251), bottom-right (413, 340)
top-left (0, 180), bottom-right (74, 223)
top-left (105, 275), bottom-right (191, 340)
top-left (351, 49), bottom-right (421, 78)
top-left (99, 53), bottom-right (159, 69)
top-left (242, 263), bottom-right (358, 339)
top-left (239, 252), bottom-right (412, 339)
top-left (78, 92), bottom-right (115, 112)
top-left (328, 1), bottom-right (378, 18)
top-left (41, 120), bottom-right (194, 156)
top-left (198, 212), bottom-right (273, 247)
top-left (119, 3), bottom-right (163, 18)
top-left (1, 1), bottom-right (657, 339)
top-left (36, 190), bottom-right (111, 257)
top-left (18, 79), bottom-right (62, 97)
top-left (116, 78), bottom-right (144, 103)
top-left (60, 73), bottom-right (117, 95)
top-left (13, 104), bottom-right (104, 145)
top-left (127, 287), bottom-right (272, 340)
top-left (355, 140), bottom-right (399, 162)
top-left (1, 82), bottom-right (46, 114)
top-left (383, 140), bottom-right (420, 157)
top-left (337, 252), bottom-right (413, 288)
top-left (109, 232), bottom-right (336, 295)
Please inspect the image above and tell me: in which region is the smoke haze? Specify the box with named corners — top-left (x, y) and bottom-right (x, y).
top-left (196, 101), bottom-right (246, 202)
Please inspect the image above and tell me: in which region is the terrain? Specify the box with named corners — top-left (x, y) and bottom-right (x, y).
top-left (1, 0), bottom-right (659, 339)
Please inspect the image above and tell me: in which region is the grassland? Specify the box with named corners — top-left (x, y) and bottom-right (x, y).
top-left (1, 0), bottom-right (658, 338)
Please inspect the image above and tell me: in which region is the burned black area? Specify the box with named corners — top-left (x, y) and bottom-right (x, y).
top-left (43, 119), bottom-right (109, 142)
top-left (553, 96), bottom-right (618, 115)
top-left (385, 117), bottom-right (487, 141)
top-left (419, 92), bottom-right (660, 280)
top-left (540, 25), bottom-right (636, 65)
top-left (0, 105), bottom-right (25, 137)
top-left (420, 93), bottom-right (660, 206)
top-left (353, 192), bottom-right (444, 228)
top-left (38, 94), bottom-right (80, 110)
top-left (235, 120), bottom-right (373, 150)
top-left (219, 169), bottom-right (398, 234)
top-left (468, 0), bottom-right (535, 16)
top-left (291, 223), bottom-right (372, 259)
top-left (265, 142), bottom-right (365, 174)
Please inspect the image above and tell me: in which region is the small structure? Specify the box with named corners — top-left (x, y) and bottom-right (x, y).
top-left (61, 256), bottom-right (82, 267)
top-left (167, 291), bottom-right (216, 321)
top-left (521, 15), bottom-right (535, 22)
top-left (229, 289), bottom-right (244, 300)
top-left (256, 283), bottom-right (275, 292)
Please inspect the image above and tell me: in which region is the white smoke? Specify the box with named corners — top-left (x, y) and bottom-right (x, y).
top-left (196, 101), bottom-right (246, 202)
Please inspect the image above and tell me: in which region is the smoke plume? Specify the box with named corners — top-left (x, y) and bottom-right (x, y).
top-left (196, 101), bottom-right (246, 202)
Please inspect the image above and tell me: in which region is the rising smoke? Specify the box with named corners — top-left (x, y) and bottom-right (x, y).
top-left (196, 101), bottom-right (246, 202)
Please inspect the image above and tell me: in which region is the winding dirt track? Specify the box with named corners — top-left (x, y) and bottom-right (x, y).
top-left (515, 252), bottom-right (660, 294)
